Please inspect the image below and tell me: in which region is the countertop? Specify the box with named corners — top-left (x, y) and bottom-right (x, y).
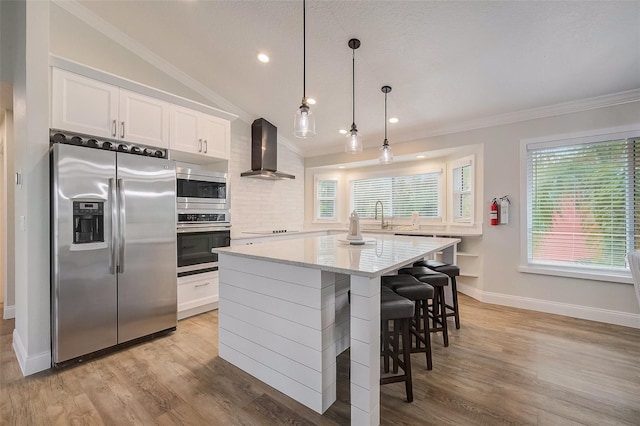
top-left (231, 226), bottom-right (482, 240)
top-left (215, 233), bottom-right (460, 278)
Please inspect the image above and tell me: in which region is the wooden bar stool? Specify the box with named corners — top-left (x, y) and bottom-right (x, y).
top-left (380, 286), bottom-right (415, 402)
top-left (415, 259), bottom-right (461, 329)
top-left (382, 274), bottom-right (434, 370)
top-left (397, 267), bottom-right (450, 347)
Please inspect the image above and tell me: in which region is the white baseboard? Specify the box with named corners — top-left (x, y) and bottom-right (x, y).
top-left (457, 283), bottom-right (640, 329)
top-left (178, 301), bottom-right (218, 320)
top-left (3, 304), bottom-right (15, 319)
top-left (12, 329), bottom-right (51, 376)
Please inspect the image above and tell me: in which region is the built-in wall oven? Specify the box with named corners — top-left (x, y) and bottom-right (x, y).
top-left (176, 164), bottom-right (231, 277)
top-left (177, 225), bottom-right (230, 277)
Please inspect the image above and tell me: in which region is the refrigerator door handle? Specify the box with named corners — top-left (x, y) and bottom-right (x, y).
top-left (109, 178), bottom-right (117, 274)
top-left (117, 178), bottom-right (126, 273)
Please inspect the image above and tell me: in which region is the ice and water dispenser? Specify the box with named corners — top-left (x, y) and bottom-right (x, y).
top-left (72, 201), bottom-right (104, 244)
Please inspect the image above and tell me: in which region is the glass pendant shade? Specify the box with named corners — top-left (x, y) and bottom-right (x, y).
top-left (294, 103), bottom-right (316, 138)
top-left (345, 125), bottom-right (362, 153)
top-left (379, 140), bottom-right (393, 164)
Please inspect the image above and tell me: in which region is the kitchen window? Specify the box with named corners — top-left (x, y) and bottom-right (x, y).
top-left (524, 130), bottom-right (640, 277)
top-left (451, 156), bottom-right (474, 223)
top-left (315, 177), bottom-right (338, 221)
top-left (350, 172), bottom-right (442, 219)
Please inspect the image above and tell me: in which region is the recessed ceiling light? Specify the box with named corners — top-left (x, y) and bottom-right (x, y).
top-left (389, 117), bottom-right (399, 124)
top-left (339, 129), bottom-right (347, 134)
top-left (338, 166), bottom-right (346, 169)
top-left (307, 98), bottom-right (316, 105)
top-left (257, 53), bottom-right (270, 63)
top-left (416, 155), bottom-right (425, 159)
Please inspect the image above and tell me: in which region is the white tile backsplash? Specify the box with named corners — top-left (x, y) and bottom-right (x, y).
top-left (228, 122), bottom-right (304, 233)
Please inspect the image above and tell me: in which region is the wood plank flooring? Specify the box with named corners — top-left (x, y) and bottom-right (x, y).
top-left (2, 294), bottom-right (640, 425)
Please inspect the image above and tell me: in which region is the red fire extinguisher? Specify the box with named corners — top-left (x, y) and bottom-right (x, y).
top-left (490, 198), bottom-right (499, 226)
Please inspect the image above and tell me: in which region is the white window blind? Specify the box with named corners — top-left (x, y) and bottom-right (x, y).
top-left (527, 137), bottom-right (640, 271)
top-left (452, 161), bottom-right (472, 222)
top-left (316, 179), bottom-right (337, 220)
top-left (351, 173), bottom-right (440, 218)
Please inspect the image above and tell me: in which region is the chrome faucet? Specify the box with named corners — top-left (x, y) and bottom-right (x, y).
top-left (374, 201), bottom-right (388, 229)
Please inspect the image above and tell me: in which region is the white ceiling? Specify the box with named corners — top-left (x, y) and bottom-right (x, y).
top-left (73, 1), bottom-right (640, 157)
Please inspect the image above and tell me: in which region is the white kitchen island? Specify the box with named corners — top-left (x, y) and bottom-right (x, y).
top-left (214, 233), bottom-right (460, 425)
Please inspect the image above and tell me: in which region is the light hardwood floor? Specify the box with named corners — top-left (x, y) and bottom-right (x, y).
top-left (1, 295), bottom-right (639, 425)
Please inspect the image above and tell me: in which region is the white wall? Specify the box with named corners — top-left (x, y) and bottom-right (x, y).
top-left (229, 119), bottom-right (304, 234)
top-left (305, 101), bottom-right (640, 327)
top-left (1, 110), bottom-right (15, 317)
top-left (12, 0), bottom-right (51, 375)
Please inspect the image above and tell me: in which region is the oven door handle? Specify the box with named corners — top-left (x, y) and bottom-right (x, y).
top-left (177, 225), bottom-right (231, 233)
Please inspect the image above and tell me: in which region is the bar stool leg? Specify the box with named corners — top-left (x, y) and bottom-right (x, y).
top-left (402, 317), bottom-right (413, 402)
top-left (392, 319), bottom-right (400, 374)
top-left (382, 320), bottom-right (390, 373)
top-left (439, 287), bottom-right (449, 347)
top-left (451, 277), bottom-right (460, 329)
top-left (421, 299), bottom-right (433, 370)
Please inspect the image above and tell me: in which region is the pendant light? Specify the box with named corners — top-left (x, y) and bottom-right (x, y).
top-left (345, 38), bottom-right (362, 153)
top-left (294, 0), bottom-right (316, 138)
top-left (379, 85), bottom-right (394, 164)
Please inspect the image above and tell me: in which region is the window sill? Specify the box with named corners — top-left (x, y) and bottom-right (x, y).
top-left (518, 265), bottom-right (633, 285)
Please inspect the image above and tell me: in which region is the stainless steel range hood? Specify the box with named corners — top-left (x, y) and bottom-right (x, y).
top-left (241, 118), bottom-right (295, 180)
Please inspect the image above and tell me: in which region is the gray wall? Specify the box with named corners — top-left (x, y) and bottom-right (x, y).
top-left (306, 101), bottom-right (640, 325)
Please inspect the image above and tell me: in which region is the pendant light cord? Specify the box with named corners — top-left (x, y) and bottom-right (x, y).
top-left (352, 49), bottom-right (356, 126)
top-left (384, 91), bottom-right (388, 140)
top-left (303, 0), bottom-right (306, 99)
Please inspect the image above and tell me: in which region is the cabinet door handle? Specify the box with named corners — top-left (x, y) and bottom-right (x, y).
top-left (120, 121), bottom-right (125, 139)
top-left (204, 140), bottom-right (208, 154)
top-left (198, 138), bottom-right (203, 152)
top-left (112, 120), bottom-right (117, 137)
top-left (195, 282), bottom-right (211, 288)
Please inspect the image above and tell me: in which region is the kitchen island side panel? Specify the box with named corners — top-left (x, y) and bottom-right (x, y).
top-left (217, 254), bottom-right (338, 413)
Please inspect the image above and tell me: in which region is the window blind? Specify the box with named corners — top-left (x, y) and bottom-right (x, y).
top-left (527, 138), bottom-right (640, 270)
top-left (316, 179), bottom-right (337, 219)
top-left (452, 164), bottom-right (472, 221)
top-left (351, 173), bottom-right (440, 218)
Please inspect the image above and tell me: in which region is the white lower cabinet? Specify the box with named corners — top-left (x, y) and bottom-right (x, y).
top-left (177, 271), bottom-right (219, 320)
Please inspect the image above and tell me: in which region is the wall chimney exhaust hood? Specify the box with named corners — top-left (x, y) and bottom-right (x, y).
top-left (241, 118), bottom-right (295, 180)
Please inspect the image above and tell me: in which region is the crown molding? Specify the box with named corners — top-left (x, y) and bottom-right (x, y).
top-left (417, 88), bottom-right (640, 140)
top-left (304, 89), bottom-right (640, 158)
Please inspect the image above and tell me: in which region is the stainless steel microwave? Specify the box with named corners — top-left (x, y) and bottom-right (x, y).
top-left (176, 165), bottom-right (229, 210)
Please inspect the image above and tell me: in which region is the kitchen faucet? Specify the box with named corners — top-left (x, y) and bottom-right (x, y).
top-left (374, 201), bottom-right (388, 229)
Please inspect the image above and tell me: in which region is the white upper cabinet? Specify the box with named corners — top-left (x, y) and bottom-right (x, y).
top-left (118, 89), bottom-right (170, 148)
top-left (201, 113), bottom-right (230, 159)
top-left (52, 66), bottom-right (231, 159)
top-left (52, 68), bottom-right (119, 138)
top-left (170, 105), bottom-right (230, 160)
top-left (52, 68), bottom-right (171, 149)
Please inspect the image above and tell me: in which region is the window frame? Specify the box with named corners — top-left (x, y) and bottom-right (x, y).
top-left (348, 168), bottom-right (444, 224)
top-left (313, 174), bottom-right (339, 223)
top-left (519, 125), bottom-right (640, 284)
top-left (449, 155), bottom-right (474, 224)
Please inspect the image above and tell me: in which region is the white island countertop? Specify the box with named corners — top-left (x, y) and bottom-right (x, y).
top-left (215, 233), bottom-right (460, 278)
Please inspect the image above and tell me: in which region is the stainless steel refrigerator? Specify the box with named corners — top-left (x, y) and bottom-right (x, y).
top-left (51, 142), bottom-right (177, 365)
